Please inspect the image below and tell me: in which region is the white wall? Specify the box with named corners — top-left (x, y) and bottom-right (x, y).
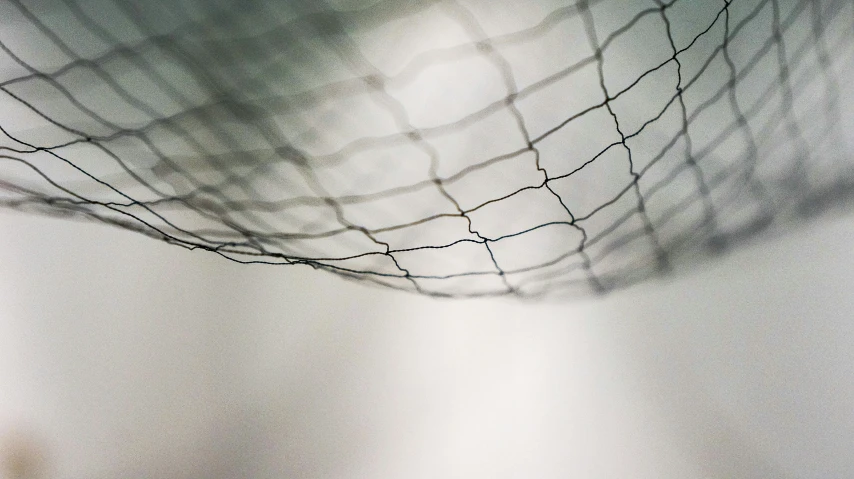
top-left (2, 206), bottom-right (854, 479)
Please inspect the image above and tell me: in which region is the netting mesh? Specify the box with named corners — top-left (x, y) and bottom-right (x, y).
top-left (1, 0), bottom-right (852, 298)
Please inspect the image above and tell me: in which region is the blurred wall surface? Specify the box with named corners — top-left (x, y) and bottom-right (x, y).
top-left (2, 204), bottom-right (854, 479)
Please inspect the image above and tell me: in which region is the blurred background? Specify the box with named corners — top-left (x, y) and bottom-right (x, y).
top-left (2, 0), bottom-right (854, 477)
top-left (2, 193), bottom-right (854, 479)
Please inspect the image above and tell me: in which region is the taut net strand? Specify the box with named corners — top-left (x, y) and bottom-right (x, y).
top-left (1, 0), bottom-right (852, 298)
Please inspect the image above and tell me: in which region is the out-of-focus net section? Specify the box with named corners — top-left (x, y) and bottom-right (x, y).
top-left (1, 0), bottom-right (852, 298)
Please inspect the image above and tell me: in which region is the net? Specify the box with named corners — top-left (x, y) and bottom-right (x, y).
top-left (1, 0), bottom-right (852, 298)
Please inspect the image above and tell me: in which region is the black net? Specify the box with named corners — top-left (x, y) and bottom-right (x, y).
top-left (1, 0), bottom-right (852, 298)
